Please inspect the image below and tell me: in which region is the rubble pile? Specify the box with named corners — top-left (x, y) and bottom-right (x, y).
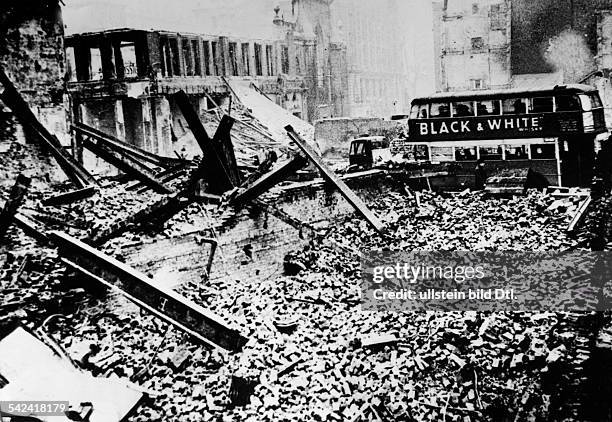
top-left (2, 186), bottom-right (599, 422)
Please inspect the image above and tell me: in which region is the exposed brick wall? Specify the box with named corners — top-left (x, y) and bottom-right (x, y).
top-left (0, 1), bottom-right (68, 145)
top-left (119, 173), bottom-right (393, 285)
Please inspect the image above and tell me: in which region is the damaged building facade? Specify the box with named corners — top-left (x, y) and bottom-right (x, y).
top-left (0, 0), bottom-right (71, 187)
top-left (436, 0), bottom-right (513, 92)
top-left (64, 0), bottom-right (347, 160)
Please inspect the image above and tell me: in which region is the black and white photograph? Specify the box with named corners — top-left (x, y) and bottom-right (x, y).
top-left (2, 0), bottom-right (612, 420)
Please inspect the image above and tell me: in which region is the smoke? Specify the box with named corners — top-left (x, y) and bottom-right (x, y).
top-left (543, 29), bottom-right (596, 82)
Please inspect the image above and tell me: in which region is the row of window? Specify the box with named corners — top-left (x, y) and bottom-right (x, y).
top-left (160, 38), bottom-right (285, 79)
top-left (404, 144), bottom-right (557, 163)
top-left (411, 94), bottom-right (602, 119)
top-left (66, 42), bottom-right (138, 82)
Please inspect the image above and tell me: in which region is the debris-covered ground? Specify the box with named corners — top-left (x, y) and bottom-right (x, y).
top-left (3, 183), bottom-right (608, 422)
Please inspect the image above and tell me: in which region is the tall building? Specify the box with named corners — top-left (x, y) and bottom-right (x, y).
top-left (330, 0), bottom-right (411, 117)
top-left (437, 0), bottom-right (512, 92)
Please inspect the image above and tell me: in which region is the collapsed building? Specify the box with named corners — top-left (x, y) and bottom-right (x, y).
top-left (5, 1), bottom-right (612, 421)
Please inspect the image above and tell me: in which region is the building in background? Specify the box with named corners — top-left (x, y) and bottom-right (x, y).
top-left (437, 0), bottom-right (512, 92)
top-left (331, 0), bottom-right (411, 117)
top-left (63, 0), bottom-right (349, 157)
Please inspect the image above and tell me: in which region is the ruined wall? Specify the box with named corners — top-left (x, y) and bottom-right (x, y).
top-left (0, 1), bottom-right (70, 188)
top-left (440, 0), bottom-right (512, 91)
top-left (120, 173), bottom-right (393, 284)
top-left (0, 0), bottom-right (68, 145)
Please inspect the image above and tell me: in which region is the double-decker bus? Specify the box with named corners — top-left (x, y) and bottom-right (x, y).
top-left (402, 85), bottom-right (607, 187)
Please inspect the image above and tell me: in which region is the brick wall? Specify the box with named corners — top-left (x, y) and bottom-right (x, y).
top-left (0, 1), bottom-right (70, 187)
top-left (0, 1), bottom-right (68, 145)
top-left (119, 172), bottom-right (393, 285)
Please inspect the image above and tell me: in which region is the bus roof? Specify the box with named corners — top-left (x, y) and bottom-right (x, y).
top-left (411, 84), bottom-right (598, 105)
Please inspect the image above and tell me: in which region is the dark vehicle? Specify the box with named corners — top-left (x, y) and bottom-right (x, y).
top-left (400, 84), bottom-right (607, 187)
top-left (348, 136), bottom-right (391, 169)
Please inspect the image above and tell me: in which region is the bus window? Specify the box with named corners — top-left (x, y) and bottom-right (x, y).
top-left (405, 144), bottom-right (429, 161)
top-left (410, 104), bottom-right (428, 119)
top-left (505, 145), bottom-right (528, 160)
top-left (530, 97), bottom-right (554, 113)
top-left (410, 105), bottom-right (420, 119)
top-left (475, 100), bottom-right (500, 116)
top-left (579, 95), bottom-right (593, 112)
top-left (350, 141), bottom-right (366, 155)
top-left (455, 146), bottom-right (477, 161)
top-left (430, 102), bottom-right (451, 118)
top-left (530, 144), bottom-right (555, 159)
top-left (502, 98), bottom-right (528, 115)
top-left (479, 146), bottom-right (503, 160)
top-left (590, 94), bottom-right (603, 109)
top-left (430, 146), bottom-right (454, 162)
top-left (452, 101), bottom-right (475, 117)
top-left (555, 95), bottom-right (581, 112)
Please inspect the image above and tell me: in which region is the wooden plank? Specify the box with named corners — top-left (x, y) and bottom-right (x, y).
top-left (172, 90), bottom-right (236, 194)
top-left (72, 123), bottom-right (185, 169)
top-left (0, 174), bottom-right (31, 240)
top-left (568, 196), bottom-right (593, 233)
top-left (50, 231), bottom-right (248, 352)
top-left (81, 137), bottom-right (173, 194)
top-left (212, 115), bottom-right (241, 186)
top-left (285, 125), bottom-right (385, 233)
top-left (230, 155), bottom-right (307, 205)
top-left (42, 186), bottom-right (97, 206)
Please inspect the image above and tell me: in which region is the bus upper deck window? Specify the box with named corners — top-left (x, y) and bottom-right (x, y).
top-left (452, 101), bottom-right (474, 117)
top-left (555, 95), bottom-right (581, 111)
top-left (591, 94), bottom-right (603, 109)
top-left (417, 104), bottom-right (429, 118)
top-left (579, 95), bottom-right (593, 112)
top-left (430, 102), bottom-right (450, 118)
top-left (411, 105), bottom-right (426, 119)
top-left (530, 144), bottom-right (555, 159)
top-left (530, 97), bottom-right (554, 113)
top-left (476, 100), bottom-right (500, 116)
top-left (502, 98), bottom-right (528, 115)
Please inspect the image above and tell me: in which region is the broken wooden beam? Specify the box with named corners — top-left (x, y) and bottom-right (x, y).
top-left (81, 136), bottom-right (173, 194)
top-left (71, 123), bottom-right (184, 169)
top-left (212, 114), bottom-right (241, 186)
top-left (568, 196), bottom-right (593, 233)
top-left (0, 68), bottom-right (96, 188)
top-left (50, 231), bottom-right (248, 352)
top-left (42, 186), bottom-right (97, 207)
top-left (230, 155), bottom-right (308, 205)
top-left (172, 90), bottom-right (237, 194)
top-left (285, 125), bottom-right (385, 233)
top-left (0, 174), bottom-right (31, 240)
top-left (126, 162), bottom-right (190, 192)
